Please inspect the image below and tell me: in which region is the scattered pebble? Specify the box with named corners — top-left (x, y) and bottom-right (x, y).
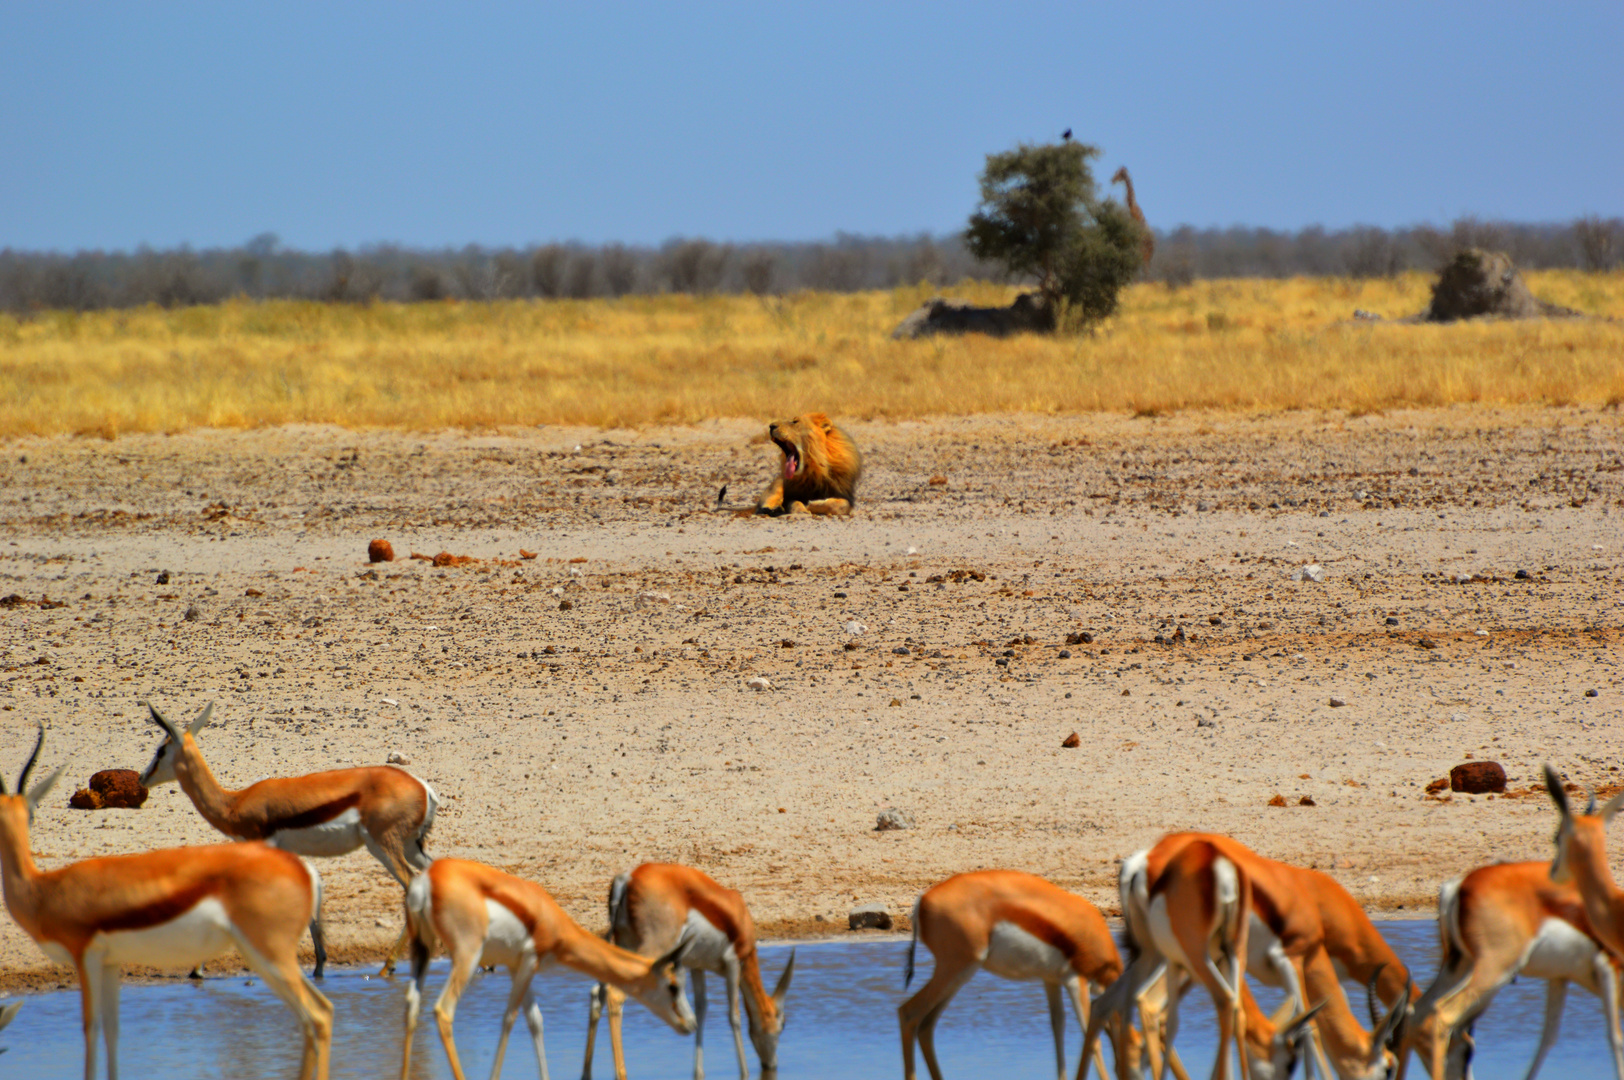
top-left (387, 752), bottom-right (410, 765)
top-left (1061, 732), bottom-right (1080, 748)
top-left (1291, 564), bottom-right (1325, 583)
top-left (746, 676), bottom-right (772, 692)
top-left (1328, 696), bottom-right (1346, 708)
top-left (844, 620), bottom-right (867, 636)
top-left (367, 539), bottom-right (394, 563)
top-left (1585, 688), bottom-right (1599, 698)
top-left (635, 590), bottom-right (671, 607)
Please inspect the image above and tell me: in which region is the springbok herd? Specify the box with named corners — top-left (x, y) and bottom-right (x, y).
top-left (0, 702), bottom-right (1621, 1080)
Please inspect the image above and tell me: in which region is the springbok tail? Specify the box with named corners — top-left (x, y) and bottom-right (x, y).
top-left (605, 872), bottom-right (632, 941)
top-left (904, 897), bottom-right (922, 989)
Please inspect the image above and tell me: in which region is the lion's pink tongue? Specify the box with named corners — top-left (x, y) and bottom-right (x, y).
top-left (783, 457), bottom-right (798, 480)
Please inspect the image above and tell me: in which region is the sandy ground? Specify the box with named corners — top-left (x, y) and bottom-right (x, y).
top-left (0, 406), bottom-right (1620, 993)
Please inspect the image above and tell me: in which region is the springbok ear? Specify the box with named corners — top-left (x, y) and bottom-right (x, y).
top-left (187, 701), bottom-right (215, 737)
top-left (26, 764), bottom-right (66, 811)
top-left (1603, 790), bottom-right (1624, 825)
top-left (1544, 763), bottom-right (1571, 818)
top-left (772, 948), bottom-right (795, 1006)
top-left (1285, 999), bottom-right (1328, 1039)
top-left (655, 934), bottom-right (694, 972)
top-left (0, 998), bottom-right (20, 1032)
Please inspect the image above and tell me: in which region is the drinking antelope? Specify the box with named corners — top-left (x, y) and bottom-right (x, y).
top-left (401, 856), bottom-right (697, 1080)
top-left (898, 869), bottom-right (1123, 1080)
top-left (1402, 861), bottom-right (1623, 1080)
top-left (582, 862), bottom-right (794, 1080)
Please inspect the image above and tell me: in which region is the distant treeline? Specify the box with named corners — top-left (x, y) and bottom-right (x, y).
top-left (2, 217), bottom-right (1619, 314)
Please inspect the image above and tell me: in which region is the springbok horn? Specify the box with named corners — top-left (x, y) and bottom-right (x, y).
top-left (1377, 977), bottom-right (1413, 1049)
top-left (772, 948), bottom-right (796, 1005)
top-left (1544, 763), bottom-right (1571, 818)
top-left (144, 700), bottom-right (184, 743)
top-left (14, 724), bottom-right (45, 796)
top-left (1586, 791), bottom-right (1599, 816)
top-left (1365, 963), bottom-right (1387, 1027)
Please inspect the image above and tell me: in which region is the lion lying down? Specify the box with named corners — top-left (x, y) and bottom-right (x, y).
top-left (755, 413), bottom-right (861, 516)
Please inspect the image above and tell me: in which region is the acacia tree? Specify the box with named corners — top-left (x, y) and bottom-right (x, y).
top-left (965, 139), bottom-right (1143, 327)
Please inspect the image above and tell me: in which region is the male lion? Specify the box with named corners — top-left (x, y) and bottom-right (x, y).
top-left (755, 413), bottom-right (861, 516)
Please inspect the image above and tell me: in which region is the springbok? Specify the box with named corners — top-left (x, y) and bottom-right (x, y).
top-left (1401, 861), bottom-right (1623, 1080)
top-left (401, 857), bottom-right (697, 1080)
top-left (0, 723), bottom-right (333, 1080)
top-left (1084, 835), bottom-right (1407, 1080)
top-left (897, 869), bottom-right (1124, 1080)
top-left (139, 700), bottom-right (437, 976)
top-left (581, 862), bottom-right (794, 1080)
top-left (1546, 763), bottom-right (1624, 959)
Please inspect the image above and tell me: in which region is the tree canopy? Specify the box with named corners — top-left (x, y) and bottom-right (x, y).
top-left (965, 140), bottom-right (1143, 327)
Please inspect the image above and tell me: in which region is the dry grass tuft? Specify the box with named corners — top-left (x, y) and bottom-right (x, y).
top-left (1, 272), bottom-right (1620, 438)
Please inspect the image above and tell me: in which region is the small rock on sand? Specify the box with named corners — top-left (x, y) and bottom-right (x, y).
top-left (875, 807), bottom-right (915, 831)
top-left (367, 539), bottom-right (394, 563)
top-left (849, 903), bottom-right (893, 931)
top-left (1061, 732), bottom-right (1081, 748)
top-left (1329, 696), bottom-right (1346, 708)
top-left (746, 676), bottom-right (772, 692)
top-left (1451, 761), bottom-right (1506, 794)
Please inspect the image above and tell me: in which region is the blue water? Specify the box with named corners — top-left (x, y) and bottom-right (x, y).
top-left (0, 921), bottom-right (1613, 1078)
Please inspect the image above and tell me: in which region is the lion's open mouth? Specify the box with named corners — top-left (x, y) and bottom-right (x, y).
top-left (773, 434), bottom-right (800, 479)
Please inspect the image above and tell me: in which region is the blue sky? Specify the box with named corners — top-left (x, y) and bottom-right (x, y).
top-left (3, 2), bottom-right (1620, 252)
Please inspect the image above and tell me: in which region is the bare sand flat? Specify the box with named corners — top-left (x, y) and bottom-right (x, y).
top-left (1, 407), bottom-right (1620, 991)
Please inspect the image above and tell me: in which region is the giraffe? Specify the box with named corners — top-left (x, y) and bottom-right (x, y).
top-left (1111, 166), bottom-right (1155, 270)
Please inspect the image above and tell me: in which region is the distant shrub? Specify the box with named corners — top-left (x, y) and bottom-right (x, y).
top-left (565, 252), bottom-right (598, 298)
top-left (602, 244), bottom-right (639, 296)
top-left (532, 245), bottom-right (568, 298)
top-left (409, 266), bottom-right (448, 301)
top-left (662, 239), bottom-right (728, 294)
top-left (740, 250), bottom-right (776, 295)
top-left (1575, 216), bottom-right (1622, 272)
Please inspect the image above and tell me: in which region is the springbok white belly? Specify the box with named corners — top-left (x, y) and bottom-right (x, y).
top-left (1245, 914), bottom-right (1292, 988)
top-left (86, 898), bottom-right (237, 969)
top-left (679, 908), bottom-right (738, 973)
top-left (267, 807), bottom-right (365, 858)
top-left (479, 898), bottom-right (538, 969)
top-left (982, 920), bottom-right (1073, 983)
top-left (1521, 918), bottom-right (1603, 989)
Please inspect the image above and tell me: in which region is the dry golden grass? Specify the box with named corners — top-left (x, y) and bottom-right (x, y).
top-left (2, 271), bottom-right (1621, 438)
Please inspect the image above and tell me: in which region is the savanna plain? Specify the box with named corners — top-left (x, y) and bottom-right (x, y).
top-left (0, 273), bottom-right (1621, 991)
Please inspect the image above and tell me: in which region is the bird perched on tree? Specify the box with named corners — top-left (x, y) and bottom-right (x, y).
top-left (1061, 128), bottom-right (1072, 141)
